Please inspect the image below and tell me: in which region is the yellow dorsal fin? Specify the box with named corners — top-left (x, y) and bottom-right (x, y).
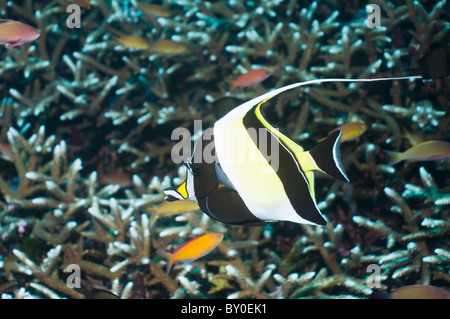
top-left (254, 99), bottom-right (320, 173)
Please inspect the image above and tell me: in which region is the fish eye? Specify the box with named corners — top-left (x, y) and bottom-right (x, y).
top-left (183, 162), bottom-right (197, 175)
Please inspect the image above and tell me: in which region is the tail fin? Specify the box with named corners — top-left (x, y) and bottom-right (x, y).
top-left (383, 150), bottom-right (403, 165)
top-left (149, 212), bottom-right (160, 222)
top-left (226, 79), bottom-right (238, 91)
top-left (146, 207), bottom-right (159, 222)
top-left (309, 130), bottom-right (349, 183)
top-left (156, 250), bottom-right (175, 275)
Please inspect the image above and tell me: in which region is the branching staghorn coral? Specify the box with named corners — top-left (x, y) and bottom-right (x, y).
top-left (0, 118), bottom-right (169, 298)
top-left (0, 125), bottom-right (85, 240)
top-left (3, 245), bottom-right (84, 299)
top-left (107, 211), bottom-right (151, 273)
top-left (382, 100), bottom-right (446, 129)
top-left (353, 167), bottom-right (449, 285)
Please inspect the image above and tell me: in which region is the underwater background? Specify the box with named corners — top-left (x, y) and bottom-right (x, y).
top-left (0, 0), bottom-right (449, 299)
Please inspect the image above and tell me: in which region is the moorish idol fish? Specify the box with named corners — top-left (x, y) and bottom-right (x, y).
top-left (164, 76), bottom-right (422, 226)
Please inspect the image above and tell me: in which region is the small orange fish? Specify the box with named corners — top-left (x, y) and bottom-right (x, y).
top-left (385, 140), bottom-right (450, 165)
top-left (318, 122), bottom-right (367, 143)
top-left (68, 0), bottom-right (91, 9)
top-left (138, 3), bottom-right (170, 17)
top-left (391, 284), bottom-right (450, 299)
top-left (115, 35), bottom-right (150, 50)
top-left (148, 200), bottom-right (199, 221)
top-left (157, 233), bottom-right (224, 275)
top-left (0, 142), bottom-right (12, 157)
top-left (0, 20), bottom-right (40, 47)
top-left (228, 69), bottom-right (271, 91)
top-left (149, 39), bottom-right (187, 54)
top-left (98, 171), bottom-right (132, 188)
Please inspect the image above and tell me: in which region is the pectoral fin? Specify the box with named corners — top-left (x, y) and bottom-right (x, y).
top-left (202, 186), bottom-right (265, 226)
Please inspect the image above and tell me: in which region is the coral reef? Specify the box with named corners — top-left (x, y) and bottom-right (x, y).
top-left (0, 0), bottom-right (449, 299)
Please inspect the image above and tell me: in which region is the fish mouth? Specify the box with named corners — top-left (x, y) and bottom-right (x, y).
top-left (29, 33), bottom-right (41, 42)
top-left (164, 194), bottom-right (178, 202)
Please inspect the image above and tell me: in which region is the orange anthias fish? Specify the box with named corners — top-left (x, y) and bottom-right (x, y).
top-left (115, 35), bottom-right (150, 50)
top-left (0, 142), bottom-right (12, 158)
top-left (157, 233), bottom-right (224, 275)
top-left (228, 69), bottom-right (271, 91)
top-left (385, 140), bottom-right (450, 165)
top-left (68, 0), bottom-right (91, 9)
top-left (318, 121), bottom-right (367, 143)
top-left (0, 20), bottom-right (40, 47)
top-left (148, 200), bottom-right (199, 221)
top-left (149, 39), bottom-right (187, 54)
top-left (98, 171), bottom-right (133, 188)
top-left (390, 284), bottom-right (450, 299)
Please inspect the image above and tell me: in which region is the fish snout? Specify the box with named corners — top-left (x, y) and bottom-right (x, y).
top-left (30, 30), bottom-right (41, 41)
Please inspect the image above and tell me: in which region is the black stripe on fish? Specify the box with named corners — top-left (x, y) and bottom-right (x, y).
top-left (188, 134), bottom-right (264, 225)
top-left (242, 104), bottom-right (327, 226)
top-left (189, 137), bottom-right (219, 199)
top-left (201, 184), bottom-right (266, 225)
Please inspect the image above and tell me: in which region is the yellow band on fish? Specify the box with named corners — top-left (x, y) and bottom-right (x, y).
top-left (177, 181), bottom-right (189, 199)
